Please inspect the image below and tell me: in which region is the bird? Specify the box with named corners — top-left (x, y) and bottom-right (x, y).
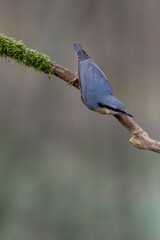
top-left (71, 43), bottom-right (133, 117)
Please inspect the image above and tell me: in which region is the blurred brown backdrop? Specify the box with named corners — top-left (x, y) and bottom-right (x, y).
top-left (0, 0), bottom-right (160, 240)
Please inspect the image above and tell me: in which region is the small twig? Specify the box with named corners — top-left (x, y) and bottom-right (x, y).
top-left (0, 34), bottom-right (160, 153)
top-left (51, 63), bottom-right (80, 89)
top-left (115, 115), bottom-right (160, 153)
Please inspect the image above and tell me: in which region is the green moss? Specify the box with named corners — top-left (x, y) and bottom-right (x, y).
top-left (0, 34), bottom-right (54, 74)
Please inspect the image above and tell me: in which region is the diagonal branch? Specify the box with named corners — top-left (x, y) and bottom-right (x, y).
top-left (115, 115), bottom-right (160, 153)
top-left (0, 34), bottom-right (160, 153)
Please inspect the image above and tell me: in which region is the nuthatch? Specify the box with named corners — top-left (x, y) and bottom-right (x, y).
top-left (72, 43), bottom-right (133, 117)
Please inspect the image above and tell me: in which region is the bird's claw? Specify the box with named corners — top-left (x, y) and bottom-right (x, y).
top-left (68, 76), bottom-right (78, 86)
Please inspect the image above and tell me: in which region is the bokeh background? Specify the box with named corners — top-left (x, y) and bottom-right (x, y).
top-left (0, 0), bottom-right (160, 239)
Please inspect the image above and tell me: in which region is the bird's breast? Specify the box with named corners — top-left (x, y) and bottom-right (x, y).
top-left (94, 108), bottom-right (107, 114)
top-left (94, 108), bottom-right (120, 115)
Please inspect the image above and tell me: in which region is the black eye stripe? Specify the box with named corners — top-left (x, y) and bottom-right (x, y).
top-left (98, 102), bottom-right (125, 113)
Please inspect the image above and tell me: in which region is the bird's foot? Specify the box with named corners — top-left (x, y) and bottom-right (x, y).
top-left (68, 76), bottom-right (78, 86)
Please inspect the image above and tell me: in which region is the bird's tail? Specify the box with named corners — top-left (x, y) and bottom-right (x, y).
top-left (73, 43), bottom-right (89, 61)
top-left (73, 43), bottom-right (83, 54)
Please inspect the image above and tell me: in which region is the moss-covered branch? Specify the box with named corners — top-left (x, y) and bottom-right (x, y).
top-left (0, 34), bottom-right (160, 153)
top-left (0, 34), bottom-right (78, 85)
top-left (0, 34), bottom-right (54, 74)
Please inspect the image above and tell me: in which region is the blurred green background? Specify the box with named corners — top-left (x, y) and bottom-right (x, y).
top-left (0, 0), bottom-right (160, 239)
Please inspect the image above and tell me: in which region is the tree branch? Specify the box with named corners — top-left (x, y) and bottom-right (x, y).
top-left (115, 115), bottom-right (160, 153)
top-left (0, 34), bottom-right (160, 153)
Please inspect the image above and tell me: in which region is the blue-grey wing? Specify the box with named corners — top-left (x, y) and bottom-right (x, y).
top-left (78, 58), bottom-right (113, 96)
top-left (90, 60), bottom-right (113, 95)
